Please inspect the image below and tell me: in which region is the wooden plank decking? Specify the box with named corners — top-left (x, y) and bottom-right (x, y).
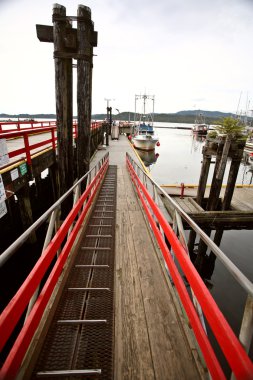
top-left (92, 138), bottom-right (205, 379)
top-left (160, 184), bottom-right (253, 229)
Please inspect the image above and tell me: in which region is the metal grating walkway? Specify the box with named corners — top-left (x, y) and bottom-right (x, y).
top-left (31, 165), bottom-right (117, 379)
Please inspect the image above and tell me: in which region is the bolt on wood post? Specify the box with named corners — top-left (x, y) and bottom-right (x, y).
top-left (53, 4), bottom-right (73, 202)
top-left (76, 5), bottom-right (93, 184)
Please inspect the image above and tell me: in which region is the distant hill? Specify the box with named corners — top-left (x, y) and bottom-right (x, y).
top-left (175, 110), bottom-right (235, 118)
top-left (0, 110), bottom-right (241, 124)
top-left (0, 113), bottom-right (56, 119)
top-left (92, 110), bottom-right (238, 124)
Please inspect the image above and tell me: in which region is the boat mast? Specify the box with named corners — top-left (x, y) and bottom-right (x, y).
top-left (143, 94), bottom-right (147, 116)
top-left (152, 95), bottom-right (155, 126)
top-left (134, 93), bottom-right (155, 126)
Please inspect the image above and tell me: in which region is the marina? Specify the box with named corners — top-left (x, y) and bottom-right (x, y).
top-left (0, 3), bottom-right (253, 380)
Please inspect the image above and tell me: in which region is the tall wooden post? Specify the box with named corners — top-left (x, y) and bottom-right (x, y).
top-left (37, 3), bottom-right (97, 200)
top-left (53, 4), bottom-right (73, 197)
top-left (196, 155), bottom-right (212, 205)
top-left (206, 140), bottom-right (224, 211)
top-left (222, 157), bottom-right (242, 210)
top-left (76, 5), bottom-right (92, 181)
top-left (18, 185), bottom-right (37, 244)
top-left (188, 154), bottom-right (211, 256)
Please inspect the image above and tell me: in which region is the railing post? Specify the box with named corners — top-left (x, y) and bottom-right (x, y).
top-left (238, 295), bottom-right (253, 354)
top-left (180, 182), bottom-right (185, 199)
top-left (24, 208), bottom-right (60, 321)
top-left (23, 133), bottom-right (31, 165)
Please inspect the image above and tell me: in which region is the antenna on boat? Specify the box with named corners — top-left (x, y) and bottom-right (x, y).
top-left (104, 98), bottom-right (114, 108)
top-left (236, 91), bottom-right (242, 117)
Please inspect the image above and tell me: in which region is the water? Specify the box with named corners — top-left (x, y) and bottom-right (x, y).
top-left (146, 122), bottom-right (253, 371)
top-left (151, 122), bottom-right (253, 185)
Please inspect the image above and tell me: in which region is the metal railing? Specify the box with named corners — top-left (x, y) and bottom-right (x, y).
top-left (126, 152), bottom-right (253, 380)
top-left (0, 119), bottom-right (102, 133)
top-left (0, 121), bottom-right (103, 170)
top-left (0, 152), bottom-right (109, 380)
top-left (0, 120), bottom-right (57, 132)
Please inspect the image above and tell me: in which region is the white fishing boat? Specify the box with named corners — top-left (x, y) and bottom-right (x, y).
top-left (132, 94), bottom-right (159, 151)
top-left (192, 113), bottom-right (208, 136)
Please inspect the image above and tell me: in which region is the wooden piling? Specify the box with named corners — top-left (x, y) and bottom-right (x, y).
top-left (196, 155), bottom-right (211, 206)
top-left (53, 4), bottom-right (73, 197)
top-left (222, 158), bottom-right (242, 211)
top-left (189, 134), bottom-right (246, 278)
top-left (188, 154), bottom-right (211, 256)
top-left (76, 5), bottom-right (92, 182)
top-left (18, 185), bottom-right (37, 244)
top-left (206, 140), bottom-right (224, 211)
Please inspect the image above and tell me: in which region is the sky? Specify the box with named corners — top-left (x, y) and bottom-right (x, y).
top-left (1, 0), bottom-right (253, 115)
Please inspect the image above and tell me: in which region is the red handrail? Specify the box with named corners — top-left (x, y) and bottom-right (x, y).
top-left (0, 157), bottom-right (109, 379)
top-left (0, 120), bottom-right (102, 133)
top-left (0, 120), bottom-right (57, 133)
top-left (0, 121), bottom-right (103, 169)
top-left (126, 155), bottom-right (253, 380)
top-left (0, 126), bottom-right (57, 168)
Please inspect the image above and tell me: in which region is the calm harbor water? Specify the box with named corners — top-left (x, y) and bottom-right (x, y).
top-left (147, 122), bottom-right (253, 370)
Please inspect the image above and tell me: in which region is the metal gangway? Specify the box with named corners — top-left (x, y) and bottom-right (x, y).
top-left (0, 149), bottom-right (253, 379)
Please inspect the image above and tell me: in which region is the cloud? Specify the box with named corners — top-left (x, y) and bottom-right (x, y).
top-left (1, 0), bottom-right (253, 114)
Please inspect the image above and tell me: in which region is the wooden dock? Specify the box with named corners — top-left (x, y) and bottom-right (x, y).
top-left (160, 185), bottom-right (253, 229)
top-left (91, 138), bottom-right (205, 378)
top-left (2, 134), bottom-right (253, 378)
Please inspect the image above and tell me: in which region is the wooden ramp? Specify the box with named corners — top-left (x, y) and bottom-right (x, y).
top-left (93, 137), bottom-right (205, 378)
top-left (20, 137), bottom-right (205, 379)
top-left (114, 162), bottom-right (204, 379)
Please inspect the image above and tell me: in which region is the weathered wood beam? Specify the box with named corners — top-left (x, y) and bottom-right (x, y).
top-left (53, 4), bottom-right (73, 202)
top-left (186, 211), bottom-right (253, 229)
top-left (76, 5), bottom-right (93, 182)
top-left (36, 24), bottom-right (97, 47)
top-left (196, 155), bottom-right (211, 206)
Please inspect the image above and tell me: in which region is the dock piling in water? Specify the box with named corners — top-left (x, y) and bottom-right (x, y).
top-left (189, 133), bottom-right (246, 276)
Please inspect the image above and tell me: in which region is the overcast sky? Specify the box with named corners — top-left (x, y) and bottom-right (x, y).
top-left (1, 0), bottom-right (253, 115)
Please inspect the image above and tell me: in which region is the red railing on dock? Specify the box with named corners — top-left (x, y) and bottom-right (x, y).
top-left (0, 126), bottom-right (57, 167)
top-left (0, 121), bottom-right (103, 170)
top-left (0, 120), bottom-right (57, 133)
top-left (0, 120), bottom-right (102, 133)
top-left (0, 153), bottom-right (109, 380)
top-left (126, 152), bottom-right (253, 380)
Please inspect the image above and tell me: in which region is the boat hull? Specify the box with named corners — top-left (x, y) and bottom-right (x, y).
top-left (132, 135), bottom-right (159, 151)
top-left (245, 141), bottom-right (253, 151)
top-left (192, 124), bottom-right (208, 135)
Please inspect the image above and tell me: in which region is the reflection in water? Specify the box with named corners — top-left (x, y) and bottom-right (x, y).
top-left (137, 149), bottom-right (159, 168)
top-left (191, 133), bottom-right (206, 153)
top-left (193, 133), bottom-right (206, 142)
